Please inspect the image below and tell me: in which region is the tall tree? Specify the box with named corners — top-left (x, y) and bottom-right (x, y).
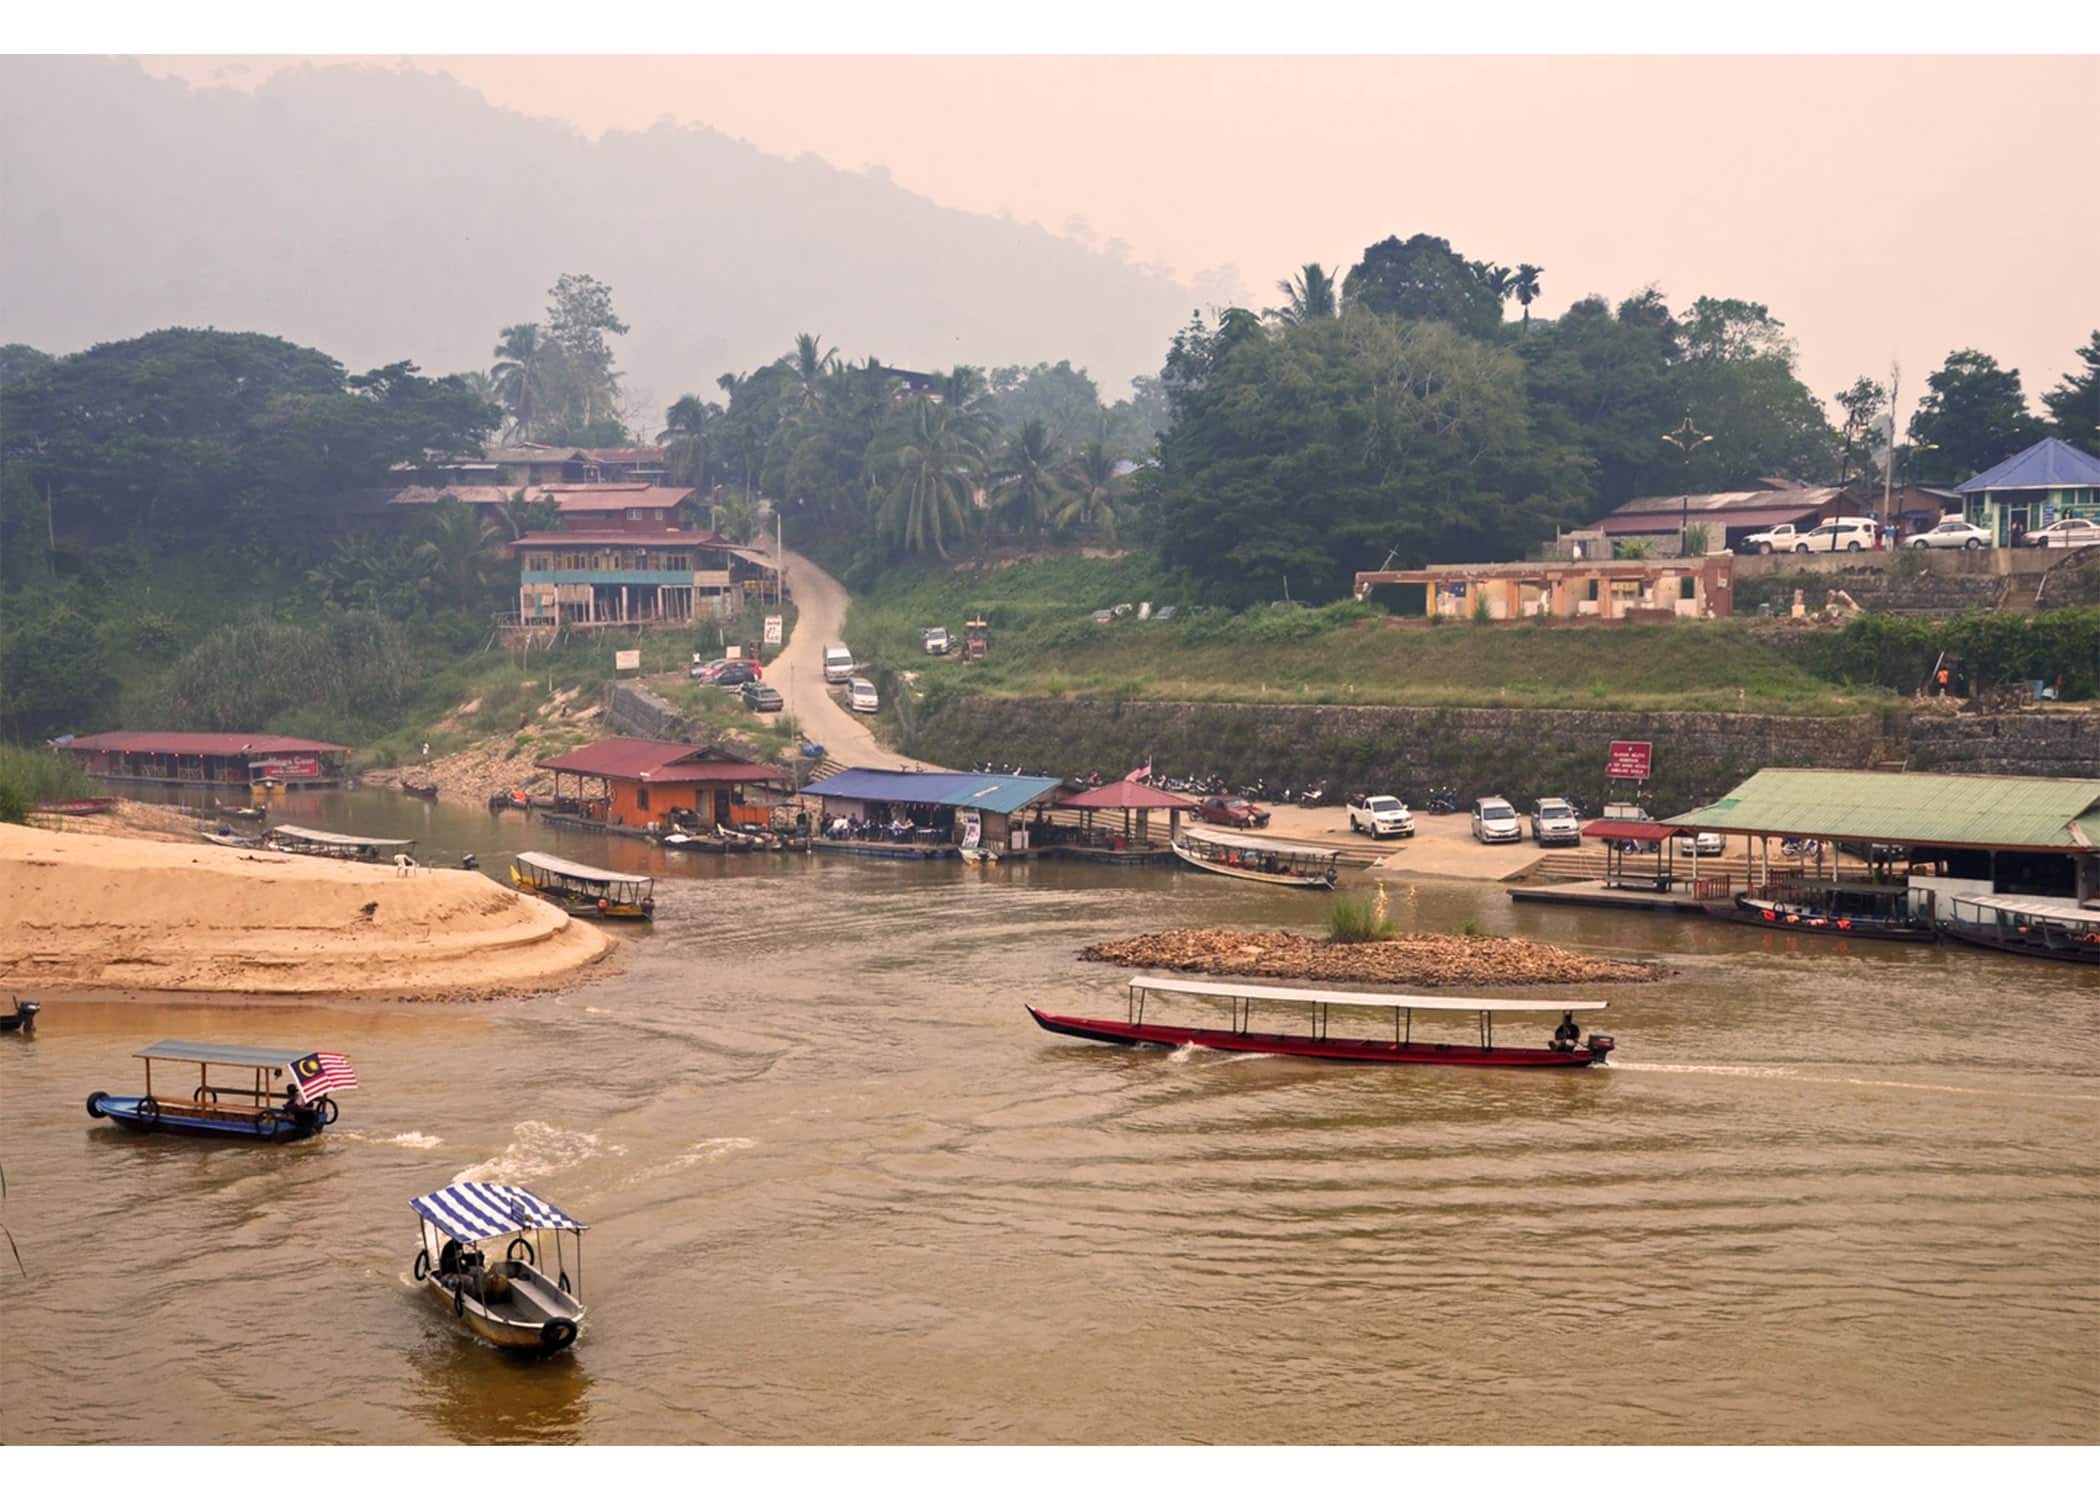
top-left (1341, 234), bottom-right (1506, 336)
top-left (1907, 349), bottom-right (2046, 482)
top-left (490, 323), bottom-right (556, 444)
top-left (1511, 264), bottom-right (1544, 327)
top-left (990, 419), bottom-right (1065, 538)
top-left (1476, 262), bottom-right (1516, 308)
top-left (544, 273), bottom-right (630, 440)
top-left (1833, 376), bottom-right (1888, 487)
top-left (872, 398), bottom-right (983, 558)
top-left (410, 496), bottom-right (503, 610)
top-left (1054, 440), bottom-right (1128, 545)
top-left (788, 334), bottom-right (837, 413)
top-left (1269, 263), bottom-right (1340, 326)
top-left (657, 394), bottom-right (719, 488)
top-left (2042, 331), bottom-right (2100, 447)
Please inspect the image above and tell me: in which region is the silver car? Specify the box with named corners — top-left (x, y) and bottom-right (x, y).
top-left (1675, 829), bottom-right (1726, 857)
top-left (1472, 797), bottom-right (1522, 844)
top-left (2023, 517), bottom-right (2100, 548)
top-left (1909, 518), bottom-right (1990, 549)
top-left (1530, 798), bottom-right (1581, 846)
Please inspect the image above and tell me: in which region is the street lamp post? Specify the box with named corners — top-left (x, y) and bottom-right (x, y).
top-left (1661, 415), bottom-right (1713, 554)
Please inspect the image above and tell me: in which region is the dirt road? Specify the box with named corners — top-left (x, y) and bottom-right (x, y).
top-left (1261, 802), bottom-right (1545, 881)
top-left (776, 548), bottom-right (934, 771)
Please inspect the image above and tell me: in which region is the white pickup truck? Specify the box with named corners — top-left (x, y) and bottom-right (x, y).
top-left (1738, 523), bottom-right (1804, 554)
top-left (922, 626), bottom-right (950, 656)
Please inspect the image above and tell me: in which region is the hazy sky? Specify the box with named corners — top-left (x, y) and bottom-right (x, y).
top-left (141, 54), bottom-right (2098, 417)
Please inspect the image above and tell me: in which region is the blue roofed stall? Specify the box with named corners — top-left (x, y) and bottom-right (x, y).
top-left (1953, 437), bottom-right (2100, 547)
top-left (803, 768), bottom-right (1067, 858)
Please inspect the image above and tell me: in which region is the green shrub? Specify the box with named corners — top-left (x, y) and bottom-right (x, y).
top-left (1326, 885), bottom-right (1397, 944)
top-left (0, 743), bottom-right (100, 820)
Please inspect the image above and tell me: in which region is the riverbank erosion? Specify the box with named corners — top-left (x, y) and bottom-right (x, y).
top-left (1080, 927), bottom-right (1659, 987)
top-left (0, 823), bottom-right (613, 998)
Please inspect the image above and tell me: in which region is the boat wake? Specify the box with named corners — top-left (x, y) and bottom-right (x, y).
top-left (674, 1136), bottom-right (756, 1167)
top-left (1612, 1060), bottom-right (2100, 1103)
top-left (342, 1130), bottom-right (443, 1150)
top-left (454, 1120), bottom-right (621, 1184)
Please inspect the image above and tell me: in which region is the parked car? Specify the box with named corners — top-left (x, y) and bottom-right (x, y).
top-left (846, 677), bottom-right (879, 714)
top-left (1471, 796), bottom-right (1522, 844)
top-left (823, 643), bottom-right (855, 683)
top-left (2023, 516), bottom-right (2100, 548)
top-left (740, 680), bottom-right (784, 713)
top-left (1530, 798), bottom-right (1581, 846)
top-left (689, 656), bottom-right (725, 681)
top-left (922, 626), bottom-right (951, 655)
top-left (1910, 518), bottom-right (1992, 550)
top-left (1738, 522), bottom-right (1807, 554)
top-left (1346, 793), bottom-right (1415, 839)
top-left (1790, 516), bottom-right (1879, 553)
top-left (1675, 829), bottom-right (1726, 857)
top-left (712, 660), bottom-right (760, 688)
top-left (1197, 795), bottom-right (1270, 830)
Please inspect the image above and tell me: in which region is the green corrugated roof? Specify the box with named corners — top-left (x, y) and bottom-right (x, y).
top-left (1672, 768), bottom-right (2100, 851)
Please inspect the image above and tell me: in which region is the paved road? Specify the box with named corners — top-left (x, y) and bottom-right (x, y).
top-left (774, 548), bottom-right (931, 771)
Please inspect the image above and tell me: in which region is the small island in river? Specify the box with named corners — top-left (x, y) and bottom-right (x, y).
top-left (1080, 927), bottom-right (1661, 987)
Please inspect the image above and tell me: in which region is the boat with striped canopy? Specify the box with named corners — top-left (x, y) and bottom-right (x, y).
top-left (1029, 976), bottom-right (1615, 1068)
top-left (410, 1183), bottom-right (590, 1353)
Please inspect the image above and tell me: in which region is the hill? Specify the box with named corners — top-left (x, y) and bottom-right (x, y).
top-left (0, 57), bottom-right (1192, 399)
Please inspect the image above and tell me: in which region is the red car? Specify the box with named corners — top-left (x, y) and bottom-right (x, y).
top-left (1197, 796), bottom-right (1270, 829)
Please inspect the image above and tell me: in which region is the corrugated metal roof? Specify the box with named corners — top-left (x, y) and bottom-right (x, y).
top-left (388, 483), bottom-right (695, 512)
top-left (804, 768), bottom-right (1065, 814)
top-left (1955, 437), bottom-right (2100, 494)
top-left (1605, 487), bottom-right (1844, 518)
top-left (64, 732), bottom-right (347, 756)
top-left (534, 738), bottom-right (778, 782)
top-left (1597, 503), bottom-right (1828, 535)
top-left (136, 1041), bottom-right (314, 1068)
top-left (1672, 768), bottom-right (2100, 851)
top-left (513, 529), bottom-right (726, 546)
top-left (1058, 781), bottom-right (1199, 810)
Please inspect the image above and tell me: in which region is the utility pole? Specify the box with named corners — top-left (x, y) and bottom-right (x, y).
top-left (1882, 362), bottom-right (1899, 528)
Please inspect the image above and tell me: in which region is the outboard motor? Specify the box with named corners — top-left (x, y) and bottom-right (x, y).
top-left (460, 853), bottom-right (479, 870)
top-left (1586, 1033), bottom-right (1616, 1061)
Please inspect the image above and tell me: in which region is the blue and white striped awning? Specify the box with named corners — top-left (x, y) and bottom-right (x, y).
top-left (410, 1182), bottom-right (588, 1243)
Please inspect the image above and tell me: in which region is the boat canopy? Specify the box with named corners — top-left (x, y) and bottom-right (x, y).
top-left (1181, 831), bottom-right (1340, 862)
top-left (411, 1182), bottom-right (589, 1243)
top-left (268, 824), bottom-right (416, 849)
top-left (134, 1040), bottom-right (313, 1067)
top-left (1950, 892), bottom-right (2100, 926)
top-left (1128, 975), bottom-right (1608, 1014)
top-left (514, 851), bottom-right (647, 884)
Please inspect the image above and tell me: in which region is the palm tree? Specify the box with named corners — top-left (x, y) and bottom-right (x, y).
top-left (788, 333), bottom-right (837, 413)
top-left (1271, 262), bottom-right (1339, 325)
top-left (991, 419), bottom-right (1064, 538)
top-left (1512, 264), bottom-right (1544, 327)
top-left (1053, 441), bottom-right (1126, 545)
top-left (1476, 262), bottom-right (1516, 307)
top-left (711, 493), bottom-right (764, 544)
top-left (490, 324), bottom-right (556, 443)
top-left (411, 496), bottom-right (503, 610)
top-left (657, 394), bottom-right (717, 488)
top-left (875, 399), bottom-right (984, 558)
top-left (497, 487), bottom-right (561, 541)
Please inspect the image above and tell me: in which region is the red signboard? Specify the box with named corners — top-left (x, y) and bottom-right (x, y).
top-left (254, 754), bottom-right (321, 780)
top-left (1605, 741), bottom-right (1653, 780)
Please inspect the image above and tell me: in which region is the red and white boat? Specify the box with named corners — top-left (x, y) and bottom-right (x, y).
top-left (1029, 975), bottom-right (1614, 1068)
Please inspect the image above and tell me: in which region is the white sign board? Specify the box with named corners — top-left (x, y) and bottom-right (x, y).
top-left (725, 645), bottom-right (743, 660)
top-left (764, 614), bottom-right (784, 646)
top-left (613, 649), bottom-right (641, 672)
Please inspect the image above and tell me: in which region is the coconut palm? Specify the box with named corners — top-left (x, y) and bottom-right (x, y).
top-left (788, 333), bottom-right (837, 413)
top-left (657, 394), bottom-right (718, 488)
top-left (991, 419), bottom-right (1065, 538)
top-left (874, 398), bottom-right (984, 558)
top-left (1053, 441), bottom-right (1126, 545)
top-left (411, 496), bottom-right (503, 609)
top-left (711, 493), bottom-right (764, 544)
top-left (1271, 262), bottom-right (1339, 325)
top-left (490, 324), bottom-right (557, 443)
top-left (1512, 264), bottom-right (1544, 327)
top-left (1476, 262), bottom-right (1516, 307)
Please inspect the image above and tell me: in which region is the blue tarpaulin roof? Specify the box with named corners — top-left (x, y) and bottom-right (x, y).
top-left (803, 768), bottom-right (1066, 814)
top-left (1955, 438), bottom-right (2100, 494)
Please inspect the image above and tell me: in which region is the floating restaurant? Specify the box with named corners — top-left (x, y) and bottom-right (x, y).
top-left (533, 738), bottom-right (789, 835)
top-left (803, 768), bottom-right (1066, 857)
top-left (56, 732), bottom-right (350, 788)
top-left (1053, 780), bottom-right (1200, 861)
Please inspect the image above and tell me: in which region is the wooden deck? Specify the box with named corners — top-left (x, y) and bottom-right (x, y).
top-left (1508, 879), bottom-right (1713, 915)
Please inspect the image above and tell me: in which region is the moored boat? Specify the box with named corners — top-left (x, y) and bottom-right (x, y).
top-left (1030, 976), bottom-right (1614, 1068)
top-left (213, 803), bottom-right (267, 821)
top-left (401, 781), bottom-right (440, 799)
top-left (263, 824), bottom-right (417, 862)
top-left (411, 1182), bottom-right (590, 1354)
top-left (0, 997), bottom-right (41, 1034)
top-left (33, 796), bottom-right (116, 815)
top-left (510, 850), bottom-right (654, 920)
top-left (1171, 831), bottom-right (1339, 889)
top-left (85, 1040), bottom-right (357, 1141)
top-left (1719, 890), bottom-right (1937, 943)
top-left (1940, 892), bottom-right (2100, 964)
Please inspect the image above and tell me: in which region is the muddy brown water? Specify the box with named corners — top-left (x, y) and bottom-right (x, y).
top-left (2, 790), bottom-right (2096, 1443)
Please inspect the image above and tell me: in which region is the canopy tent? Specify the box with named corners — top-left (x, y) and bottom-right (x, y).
top-left (803, 768), bottom-right (1065, 815)
top-left (514, 850), bottom-right (643, 884)
top-left (411, 1183), bottom-right (588, 1244)
top-left (1128, 975), bottom-right (1608, 1013)
top-left (134, 1040), bottom-right (311, 1068)
top-left (1058, 780), bottom-right (1198, 848)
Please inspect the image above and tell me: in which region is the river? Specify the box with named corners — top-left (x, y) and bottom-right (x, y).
top-left (2, 789), bottom-right (2095, 1443)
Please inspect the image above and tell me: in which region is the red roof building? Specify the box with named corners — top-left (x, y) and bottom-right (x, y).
top-left (59, 732), bottom-right (350, 788)
top-left (535, 738), bottom-right (786, 830)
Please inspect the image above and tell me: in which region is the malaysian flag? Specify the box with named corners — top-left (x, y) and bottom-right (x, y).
top-left (1123, 756), bottom-right (1152, 784)
top-left (290, 1051), bottom-right (359, 1102)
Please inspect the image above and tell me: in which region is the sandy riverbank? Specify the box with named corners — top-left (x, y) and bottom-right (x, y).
top-left (0, 822), bottom-right (613, 999)
top-left (1081, 927), bottom-right (1660, 987)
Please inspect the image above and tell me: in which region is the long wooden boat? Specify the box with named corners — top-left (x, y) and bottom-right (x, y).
top-left (85, 1040), bottom-right (354, 1142)
top-left (263, 824), bottom-right (417, 862)
top-left (34, 796), bottom-right (116, 815)
top-left (1940, 893), bottom-right (2100, 964)
top-left (401, 781), bottom-right (440, 799)
top-left (1030, 976), bottom-right (1614, 1068)
top-left (213, 803), bottom-right (267, 821)
top-left (510, 850), bottom-right (654, 920)
top-left (1718, 892), bottom-right (1938, 943)
top-left (0, 998), bottom-right (40, 1034)
top-left (411, 1183), bottom-right (590, 1355)
top-left (1172, 832), bottom-right (1339, 889)
top-left (199, 828), bottom-right (261, 849)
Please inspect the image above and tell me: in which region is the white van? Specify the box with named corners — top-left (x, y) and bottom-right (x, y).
top-left (1789, 516), bottom-right (1880, 554)
top-left (846, 677), bottom-right (879, 714)
top-left (822, 643), bottom-right (855, 683)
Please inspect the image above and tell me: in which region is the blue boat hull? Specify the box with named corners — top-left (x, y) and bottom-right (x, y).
top-left (86, 1093), bottom-right (324, 1143)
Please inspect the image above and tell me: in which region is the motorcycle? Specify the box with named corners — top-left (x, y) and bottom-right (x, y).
top-left (1425, 785), bottom-right (1460, 815)
top-left (1298, 779), bottom-right (1328, 808)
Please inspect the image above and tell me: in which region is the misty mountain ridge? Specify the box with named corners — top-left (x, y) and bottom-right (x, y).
top-left (0, 57), bottom-right (1195, 409)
